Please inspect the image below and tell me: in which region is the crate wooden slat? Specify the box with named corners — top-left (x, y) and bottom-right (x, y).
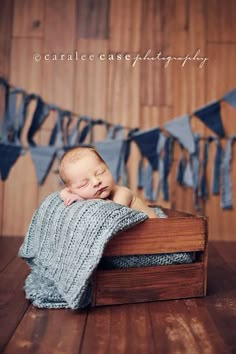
top-left (103, 209), bottom-right (207, 256)
top-left (93, 263), bottom-right (204, 306)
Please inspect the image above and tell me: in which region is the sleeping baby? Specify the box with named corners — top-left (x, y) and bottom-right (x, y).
top-left (59, 146), bottom-right (158, 218)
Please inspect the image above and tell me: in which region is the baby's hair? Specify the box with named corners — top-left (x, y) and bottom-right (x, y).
top-left (59, 146), bottom-right (106, 185)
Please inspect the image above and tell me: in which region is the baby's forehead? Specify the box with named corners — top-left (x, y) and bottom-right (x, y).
top-left (65, 151), bottom-right (104, 171)
top-left (64, 149), bottom-right (100, 163)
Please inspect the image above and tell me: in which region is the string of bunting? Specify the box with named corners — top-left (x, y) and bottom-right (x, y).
top-left (0, 76), bottom-right (236, 210)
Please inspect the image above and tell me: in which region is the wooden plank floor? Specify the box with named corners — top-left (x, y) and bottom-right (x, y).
top-left (0, 237), bottom-right (235, 354)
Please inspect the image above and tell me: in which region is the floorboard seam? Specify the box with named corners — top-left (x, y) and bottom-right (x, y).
top-left (77, 308), bottom-right (89, 354)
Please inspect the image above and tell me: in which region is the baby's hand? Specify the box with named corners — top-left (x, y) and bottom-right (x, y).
top-left (60, 188), bottom-right (83, 206)
top-left (64, 194), bottom-right (83, 206)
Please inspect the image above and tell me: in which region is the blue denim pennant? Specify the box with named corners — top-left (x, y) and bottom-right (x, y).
top-left (137, 158), bottom-right (144, 189)
top-left (75, 118), bottom-right (107, 145)
top-left (222, 88), bottom-right (236, 108)
top-left (48, 107), bottom-right (71, 149)
top-left (144, 161), bottom-right (155, 201)
top-left (198, 137), bottom-right (215, 201)
top-left (176, 144), bottom-right (186, 186)
top-left (220, 135), bottom-right (236, 209)
top-left (109, 125), bottom-right (128, 186)
top-left (156, 136), bottom-right (173, 201)
top-left (8, 88), bottom-right (27, 145)
top-left (194, 100), bottom-right (225, 137)
top-left (0, 81), bottom-right (26, 180)
top-left (176, 156), bottom-right (186, 185)
top-left (26, 95), bottom-right (49, 146)
top-left (0, 144), bottom-right (22, 180)
top-left (29, 146), bottom-right (57, 185)
top-left (183, 160), bottom-right (194, 187)
top-left (164, 115), bottom-right (195, 154)
top-left (28, 104), bottom-right (68, 185)
top-left (211, 139), bottom-right (223, 195)
top-left (132, 128), bottom-right (161, 201)
top-left (95, 124), bottom-right (126, 183)
top-left (95, 139), bottom-right (125, 183)
top-left (0, 77), bottom-right (9, 142)
top-left (182, 134), bottom-right (201, 209)
top-left (67, 115), bottom-right (92, 146)
top-left (132, 128), bottom-right (160, 171)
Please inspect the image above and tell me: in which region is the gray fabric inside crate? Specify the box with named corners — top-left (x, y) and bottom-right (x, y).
top-left (98, 252), bottom-right (194, 269)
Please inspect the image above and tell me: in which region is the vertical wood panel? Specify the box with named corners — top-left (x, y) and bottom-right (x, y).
top-left (12, 0), bottom-right (45, 38)
top-left (77, 0), bottom-right (109, 39)
top-left (141, 105), bottom-right (172, 129)
top-left (207, 0), bottom-right (236, 43)
top-left (0, 0), bottom-right (13, 76)
top-left (42, 0), bottom-right (76, 111)
top-left (162, 0), bottom-right (188, 32)
top-left (188, 0), bottom-right (207, 133)
top-left (107, 59), bottom-right (140, 128)
top-left (74, 39), bottom-right (108, 119)
top-left (109, 0), bottom-right (141, 52)
top-left (171, 31), bottom-right (191, 116)
top-left (140, 0), bottom-right (163, 106)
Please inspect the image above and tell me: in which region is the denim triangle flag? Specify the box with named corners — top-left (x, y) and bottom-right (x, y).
top-left (183, 160), bottom-right (194, 188)
top-left (155, 135), bottom-right (173, 201)
top-left (29, 146), bottom-right (57, 185)
top-left (8, 88), bottom-right (27, 145)
top-left (176, 143), bottom-right (186, 186)
top-left (163, 115), bottom-right (195, 154)
top-left (132, 128), bottom-right (160, 170)
top-left (220, 135), bottom-right (236, 209)
top-left (194, 100), bottom-right (225, 137)
top-left (68, 116), bottom-right (92, 146)
top-left (0, 81), bottom-right (26, 180)
top-left (222, 88), bottom-right (236, 108)
top-left (0, 144), bottom-right (22, 180)
top-left (0, 77), bottom-right (9, 141)
top-left (26, 95), bottom-right (49, 146)
top-left (156, 132), bottom-right (166, 154)
top-left (198, 138), bottom-right (213, 201)
top-left (95, 139), bottom-right (125, 183)
top-left (211, 139), bottom-right (223, 195)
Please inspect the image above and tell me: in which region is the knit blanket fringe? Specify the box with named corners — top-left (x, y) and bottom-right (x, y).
top-left (18, 192), bottom-right (148, 309)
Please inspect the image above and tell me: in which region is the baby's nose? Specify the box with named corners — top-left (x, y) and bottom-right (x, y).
top-left (93, 177), bottom-right (101, 187)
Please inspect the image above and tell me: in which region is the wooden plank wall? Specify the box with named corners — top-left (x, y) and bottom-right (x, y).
top-left (0, 0), bottom-right (235, 240)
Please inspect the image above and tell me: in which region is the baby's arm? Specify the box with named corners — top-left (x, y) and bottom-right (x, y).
top-left (130, 195), bottom-right (157, 218)
top-left (112, 186), bottom-right (157, 218)
top-left (60, 187), bottom-right (83, 206)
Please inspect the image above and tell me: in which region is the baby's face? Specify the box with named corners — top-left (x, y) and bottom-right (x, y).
top-left (66, 153), bottom-right (114, 200)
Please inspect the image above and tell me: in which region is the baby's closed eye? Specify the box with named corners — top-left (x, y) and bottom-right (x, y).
top-left (96, 168), bottom-right (106, 176)
top-left (77, 180), bottom-right (89, 188)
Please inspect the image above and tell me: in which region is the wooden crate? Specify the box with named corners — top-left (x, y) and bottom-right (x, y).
top-left (91, 208), bottom-right (208, 306)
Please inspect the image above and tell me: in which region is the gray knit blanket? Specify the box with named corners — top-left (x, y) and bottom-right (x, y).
top-left (18, 192), bottom-right (148, 309)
